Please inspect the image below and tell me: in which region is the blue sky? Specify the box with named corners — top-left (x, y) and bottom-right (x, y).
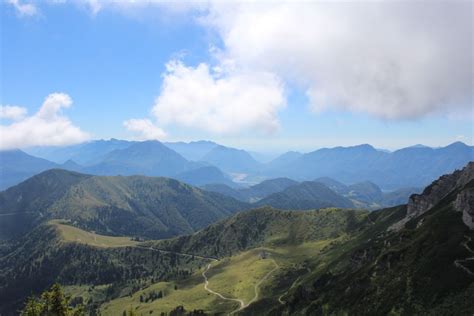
top-left (1, 1), bottom-right (472, 153)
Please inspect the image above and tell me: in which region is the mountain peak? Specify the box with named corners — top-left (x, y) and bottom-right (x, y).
top-left (445, 141), bottom-right (468, 149)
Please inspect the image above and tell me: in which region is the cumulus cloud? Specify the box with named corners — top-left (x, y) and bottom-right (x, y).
top-left (150, 60), bottom-right (286, 134)
top-left (0, 105), bottom-right (27, 121)
top-left (6, 0), bottom-right (38, 17)
top-left (0, 93), bottom-right (90, 150)
top-left (202, 1), bottom-right (473, 120)
top-left (123, 118), bottom-right (166, 140)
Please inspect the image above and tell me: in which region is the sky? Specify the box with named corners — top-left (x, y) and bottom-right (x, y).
top-left (1, 0), bottom-right (473, 153)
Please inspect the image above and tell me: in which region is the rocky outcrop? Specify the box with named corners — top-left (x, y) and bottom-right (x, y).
top-left (454, 188), bottom-right (474, 230)
top-left (389, 162), bottom-right (474, 231)
top-left (407, 162), bottom-right (474, 218)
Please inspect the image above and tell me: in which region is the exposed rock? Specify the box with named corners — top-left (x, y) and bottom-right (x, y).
top-left (389, 162), bottom-right (474, 231)
top-left (454, 188), bottom-right (474, 230)
top-left (407, 162), bottom-right (474, 218)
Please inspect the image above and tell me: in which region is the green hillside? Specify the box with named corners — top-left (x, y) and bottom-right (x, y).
top-left (0, 169), bottom-right (248, 240)
top-left (2, 165), bottom-right (473, 315)
top-left (0, 221), bottom-right (209, 315)
top-left (250, 184), bottom-right (474, 314)
top-left (256, 181), bottom-right (354, 210)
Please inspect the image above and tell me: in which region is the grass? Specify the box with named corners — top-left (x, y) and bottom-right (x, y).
top-left (64, 284), bottom-right (111, 305)
top-left (101, 240), bottom-right (340, 315)
top-left (205, 249), bottom-right (278, 305)
top-left (51, 220), bottom-right (138, 248)
top-left (100, 273), bottom-right (237, 315)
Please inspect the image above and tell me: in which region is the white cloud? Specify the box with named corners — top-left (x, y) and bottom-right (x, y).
top-left (0, 105), bottom-right (27, 121)
top-left (151, 60), bottom-right (286, 135)
top-left (0, 93), bottom-right (90, 150)
top-left (202, 1), bottom-right (473, 120)
top-left (6, 0), bottom-right (38, 17)
top-left (123, 118), bottom-right (166, 140)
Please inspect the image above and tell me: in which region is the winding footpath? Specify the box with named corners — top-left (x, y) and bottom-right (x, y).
top-left (202, 257), bottom-right (280, 315)
top-left (202, 263), bottom-right (245, 313)
top-left (135, 245), bottom-right (217, 261)
top-left (134, 245), bottom-right (281, 314)
top-left (277, 267), bottom-right (311, 305)
top-left (454, 235), bottom-right (474, 276)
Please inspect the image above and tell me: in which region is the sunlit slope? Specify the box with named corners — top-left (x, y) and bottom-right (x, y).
top-left (0, 169), bottom-right (248, 240)
top-left (0, 222), bottom-right (208, 315)
top-left (150, 206), bottom-right (368, 258)
top-left (251, 181), bottom-right (474, 314)
top-left (103, 207), bottom-right (367, 315)
top-left (52, 220), bottom-right (138, 248)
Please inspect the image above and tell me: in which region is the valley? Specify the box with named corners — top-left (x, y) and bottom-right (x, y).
top-left (0, 157), bottom-right (472, 315)
top-left (2, 3), bottom-right (472, 315)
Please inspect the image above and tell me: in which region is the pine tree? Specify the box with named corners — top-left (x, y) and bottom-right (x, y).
top-left (20, 284), bottom-right (85, 316)
top-left (20, 297), bottom-right (43, 316)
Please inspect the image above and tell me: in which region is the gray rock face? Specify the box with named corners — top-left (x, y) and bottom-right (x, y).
top-left (390, 162), bottom-right (474, 231)
top-left (407, 162), bottom-right (474, 218)
top-left (454, 188), bottom-right (474, 230)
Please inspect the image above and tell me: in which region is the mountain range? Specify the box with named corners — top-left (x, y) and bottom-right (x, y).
top-left (4, 140), bottom-right (472, 193)
top-left (0, 169), bottom-right (248, 240)
top-left (2, 140), bottom-right (473, 193)
top-left (0, 162), bottom-right (472, 315)
top-left (266, 142), bottom-right (474, 189)
top-left (204, 177), bottom-right (420, 209)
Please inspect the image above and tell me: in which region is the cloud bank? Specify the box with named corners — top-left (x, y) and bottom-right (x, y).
top-left (127, 1), bottom-right (472, 137)
top-left (0, 105), bottom-right (27, 121)
top-left (203, 1), bottom-right (472, 120)
top-left (150, 60), bottom-right (285, 135)
top-left (0, 93), bottom-right (90, 150)
top-left (123, 118), bottom-right (166, 141)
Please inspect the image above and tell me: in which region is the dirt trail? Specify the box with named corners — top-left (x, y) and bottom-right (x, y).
top-left (278, 267), bottom-right (311, 305)
top-left (243, 259), bottom-right (279, 309)
top-left (454, 235), bottom-right (474, 276)
top-left (202, 257), bottom-right (280, 315)
top-left (135, 246), bottom-right (280, 314)
top-left (202, 263), bottom-right (245, 313)
top-left (135, 245), bottom-right (218, 261)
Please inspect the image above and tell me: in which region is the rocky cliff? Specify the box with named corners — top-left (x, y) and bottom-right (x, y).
top-left (454, 187), bottom-right (474, 230)
top-left (390, 162), bottom-right (474, 230)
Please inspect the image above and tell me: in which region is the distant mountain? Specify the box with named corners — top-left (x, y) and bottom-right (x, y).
top-left (265, 151), bottom-right (303, 169)
top-left (0, 169), bottom-right (248, 240)
top-left (200, 145), bottom-right (261, 173)
top-left (256, 181), bottom-right (354, 210)
top-left (202, 177), bottom-right (298, 203)
top-left (314, 176), bottom-right (350, 194)
top-left (314, 177), bottom-right (420, 207)
top-left (59, 159), bottom-right (83, 172)
top-left (0, 150), bottom-right (58, 190)
top-left (84, 140), bottom-right (191, 177)
top-left (268, 142), bottom-right (474, 190)
top-left (204, 175), bottom-right (419, 209)
top-left (248, 151), bottom-right (280, 163)
top-left (381, 187), bottom-right (422, 206)
top-left (201, 183), bottom-right (245, 201)
top-left (164, 140), bottom-right (218, 161)
top-left (347, 181), bottom-right (383, 203)
top-left (4, 140), bottom-right (236, 189)
top-left (24, 139), bottom-right (135, 165)
top-left (243, 177), bottom-right (299, 201)
top-left (175, 166), bottom-right (236, 187)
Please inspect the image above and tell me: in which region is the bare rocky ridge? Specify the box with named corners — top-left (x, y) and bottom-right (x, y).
top-left (390, 162), bottom-right (474, 231)
top-left (454, 188), bottom-right (474, 230)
